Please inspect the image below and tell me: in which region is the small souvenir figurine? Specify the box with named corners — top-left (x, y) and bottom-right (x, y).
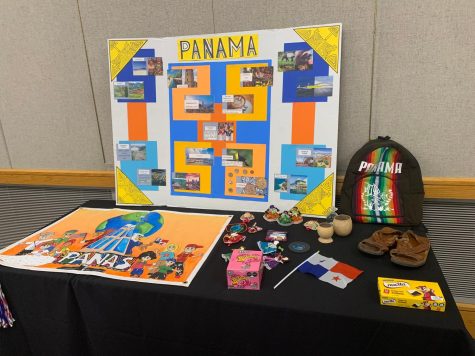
top-left (304, 220), bottom-right (319, 231)
top-left (226, 222), bottom-right (247, 234)
top-left (240, 212), bottom-right (255, 223)
top-left (263, 205), bottom-right (280, 222)
top-left (274, 252), bottom-right (289, 264)
top-left (289, 207), bottom-right (303, 224)
top-left (263, 256), bottom-right (280, 270)
top-left (223, 233), bottom-right (246, 246)
top-left (265, 230), bottom-right (288, 242)
top-left (257, 241), bottom-right (278, 254)
top-left (247, 222), bottom-right (263, 234)
top-left (263, 253), bottom-right (289, 270)
top-left (277, 211), bottom-right (293, 226)
top-left (221, 252), bottom-right (232, 262)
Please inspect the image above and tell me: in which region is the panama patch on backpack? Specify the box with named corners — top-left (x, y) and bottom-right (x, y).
top-left (340, 136), bottom-right (424, 226)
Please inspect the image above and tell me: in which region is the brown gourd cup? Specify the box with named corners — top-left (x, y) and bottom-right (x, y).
top-left (317, 222), bottom-right (334, 244)
top-left (333, 214), bottom-right (353, 237)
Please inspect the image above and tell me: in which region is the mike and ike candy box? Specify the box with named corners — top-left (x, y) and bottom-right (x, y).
top-left (378, 277), bottom-right (445, 312)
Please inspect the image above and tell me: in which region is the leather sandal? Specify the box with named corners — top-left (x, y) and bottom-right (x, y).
top-left (390, 230), bottom-right (430, 267)
top-left (358, 227), bottom-right (403, 255)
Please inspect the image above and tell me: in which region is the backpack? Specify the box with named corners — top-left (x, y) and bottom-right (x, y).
top-left (340, 136), bottom-right (424, 226)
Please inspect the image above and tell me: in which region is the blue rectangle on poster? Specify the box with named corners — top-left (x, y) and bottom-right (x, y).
top-left (117, 49), bottom-right (156, 103)
top-left (119, 140), bottom-right (158, 192)
top-left (282, 42), bottom-right (330, 103)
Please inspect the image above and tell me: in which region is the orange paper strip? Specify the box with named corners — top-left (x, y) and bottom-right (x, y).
top-left (291, 102), bottom-right (316, 144)
top-left (127, 102), bottom-right (148, 140)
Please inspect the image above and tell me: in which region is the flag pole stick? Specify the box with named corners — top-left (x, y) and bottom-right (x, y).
top-left (273, 250), bottom-right (320, 290)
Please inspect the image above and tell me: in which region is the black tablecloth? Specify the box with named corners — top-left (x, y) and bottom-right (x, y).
top-left (0, 200), bottom-right (471, 356)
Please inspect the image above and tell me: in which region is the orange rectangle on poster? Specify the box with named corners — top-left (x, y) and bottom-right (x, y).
top-left (224, 143), bottom-right (266, 199)
top-left (291, 102), bottom-right (316, 144)
top-left (171, 65), bottom-right (212, 121)
top-left (127, 102), bottom-right (148, 140)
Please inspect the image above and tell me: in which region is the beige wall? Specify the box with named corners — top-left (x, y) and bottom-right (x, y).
top-left (371, 0), bottom-right (475, 177)
top-left (0, 0), bottom-right (473, 176)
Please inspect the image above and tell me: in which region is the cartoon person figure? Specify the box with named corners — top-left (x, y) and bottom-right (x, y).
top-left (16, 231), bottom-right (55, 256)
top-left (148, 259), bottom-right (176, 280)
top-left (129, 251), bottom-right (156, 278)
top-left (159, 243), bottom-right (178, 261)
top-left (174, 244), bottom-right (203, 278)
top-left (52, 240), bottom-right (74, 260)
top-left (124, 233), bottom-right (145, 255)
top-left (416, 286), bottom-right (436, 301)
top-left (54, 230), bottom-right (78, 245)
top-left (138, 237), bottom-right (169, 252)
top-left (32, 241), bottom-right (56, 256)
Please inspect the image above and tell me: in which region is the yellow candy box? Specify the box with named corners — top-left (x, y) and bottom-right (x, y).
top-left (377, 277), bottom-right (446, 312)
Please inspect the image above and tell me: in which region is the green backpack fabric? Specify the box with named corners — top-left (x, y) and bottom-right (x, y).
top-left (340, 137), bottom-right (424, 226)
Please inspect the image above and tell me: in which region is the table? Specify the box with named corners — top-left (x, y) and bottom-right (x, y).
top-left (0, 200), bottom-right (471, 356)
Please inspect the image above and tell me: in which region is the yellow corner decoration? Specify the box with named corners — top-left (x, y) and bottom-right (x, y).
top-left (109, 40), bottom-right (147, 81)
top-left (294, 173), bottom-right (334, 216)
top-left (294, 26), bottom-right (340, 73)
top-left (116, 167), bottom-right (153, 205)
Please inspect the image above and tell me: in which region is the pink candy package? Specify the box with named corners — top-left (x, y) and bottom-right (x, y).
top-left (226, 249), bottom-right (264, 290)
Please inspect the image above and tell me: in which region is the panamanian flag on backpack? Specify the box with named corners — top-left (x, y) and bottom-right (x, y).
top-left (298, 253), bottom-right (363, 288)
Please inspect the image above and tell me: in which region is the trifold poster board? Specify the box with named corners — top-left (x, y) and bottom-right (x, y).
top-left (109, 23), bottom-right (342, 217)
top-left (0, 208), bottom-right (232, 286)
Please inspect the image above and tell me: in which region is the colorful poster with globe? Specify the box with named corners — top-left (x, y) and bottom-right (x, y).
top-left (0, 208), bottom-right (231, 286)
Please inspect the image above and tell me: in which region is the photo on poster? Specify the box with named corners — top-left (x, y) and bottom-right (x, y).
top-left (236, 176), bottom-right (267, 196)
top-left (167, 70), bottom-right (183, 88)
top-left (172, 173), bottom-right (186, 190)
top-left (130, 143), bottom-right (146, 160)
top-left (295, 50), bottom-right (313, 71)
top-left (278, 51), bottom-right (296, 72)
top-left (127, 81), bottom-right (145, 99)
top-left (203, 122), bottom-right (234, 141)
top-left (116, 143), bottom-right (132, 161)
top-left (296, 76), bottom-right (333, 98)
top-left (296, 148), bottom-right (315, 167)
top-left (185, 173), bottom-right (200, 191)
top-left (222, 148), bottom-right (253, 167)
top-left (172, 173), bottom-right (200, 191)
top-left (167, 69), bottom-right (198, 88)
top-left (289, 175), bottom-right (308, 195)
top-left (203, 122), bottom-right (218, 140)
top-left (222, 95), bottom-right (254, 114)
top-left (184, 95), bottom-right (214, 113)
top-left (240, 66), bottom-right (273, 87)
top-left (278, 50), bottom-right (313, 72)
top-left (218, 122), bottom-right (234, 141)
top-left (151, 169), bottom-right (166, 186)
top-left (274, 174), bottom-right (289, 192)
top-left (146, 57), bottom-right (163, 75)
top-left (137, 169), bottom-right (152, 185)
top-left (113, 82), bottom-right (128, 99)
top-left (185, 148), bottom-right (214, 166)
top-left (312, 148), bottom-right (332, 168)
top-left (296, 148), bottom-right (332, 168)
top-left (132, 58), bottom-right (147, 76)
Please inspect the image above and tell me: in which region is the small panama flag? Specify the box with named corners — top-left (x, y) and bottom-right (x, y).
top-left (298, 253), bottom-right (363, 289)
